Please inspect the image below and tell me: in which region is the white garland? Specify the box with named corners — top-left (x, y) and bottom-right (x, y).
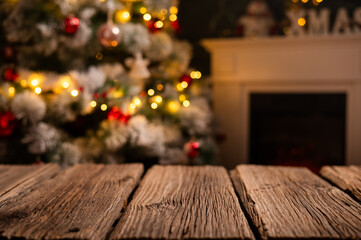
top-left (11, 91), bottom-right (46, 124)
top-left (22, 122), bottom-right (61, 154)
top-left (119, 23), bottom-right (151, 54)
top-left (145, 32), bottom-right (173, 61)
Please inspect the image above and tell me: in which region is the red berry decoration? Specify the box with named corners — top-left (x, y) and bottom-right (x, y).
top-left (184, 140), bottom-right (200, 158)
top-left (148, 18), bottom-right (162, 33)
top-left (180, 74), bottom-right (192, 86)
top-left (64, 15), bottom-right (80, 35)
top-left (2, 67), bottom-right (18, 82)
top-left (108, 107), bottom-right (131, 124)
top-left (0, 111), bottom-right (16, 137)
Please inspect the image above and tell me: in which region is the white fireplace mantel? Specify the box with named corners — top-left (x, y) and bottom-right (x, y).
top-left (202, 35), bottom-right (361, 169)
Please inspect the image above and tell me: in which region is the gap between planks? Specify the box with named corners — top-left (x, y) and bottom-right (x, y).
top-left (320, 165), bottom-right (361, 202)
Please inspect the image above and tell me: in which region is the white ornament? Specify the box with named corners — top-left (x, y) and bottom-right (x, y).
top-left (125, 52), bottom-right (150, 94)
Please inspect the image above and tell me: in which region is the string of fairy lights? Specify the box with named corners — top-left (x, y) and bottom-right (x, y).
top-left (5, 68), bottom-right (202, 116)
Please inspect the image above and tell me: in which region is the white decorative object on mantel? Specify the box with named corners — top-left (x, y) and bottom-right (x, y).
top-left (202, 35), bottom-right (361, 169)
top-left (287, 7), bottom-right (361, 37)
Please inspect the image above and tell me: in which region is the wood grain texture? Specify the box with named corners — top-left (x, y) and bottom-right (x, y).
top-left (231, 165), bottom-right (361, 240)
top-left (0, 163), bottom-right (143, 240)
top-left (0, 164), bottom-right (61, 202)
top-left (320, 165), bottom-right (361, 201)
top-left (111, 165), bottom-right (255, 240)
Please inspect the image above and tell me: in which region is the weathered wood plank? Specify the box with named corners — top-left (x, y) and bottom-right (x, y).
top-left (111, 165), bottom-right (254, 240)
top-left (320, 165), bottom-right (361, 202)
top-left (231, 165), bottom-right (361, 240)
top-left (0, 163), bottom-right (143, 240)
top-left (0, 164), bottom-right (61, 202)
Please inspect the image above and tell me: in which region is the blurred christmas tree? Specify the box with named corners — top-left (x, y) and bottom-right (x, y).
top-left (0, 0), bottom-right (215, 167)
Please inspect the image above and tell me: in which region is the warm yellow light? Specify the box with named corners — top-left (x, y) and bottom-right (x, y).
top-left (31, 79), bottom-right (39, 87)
top-left (20, 79), bottom-right (27, 87)
top-left (179, 94), bottom-right (186, 102)
top-left (176, 83), bottom-right (184, 91)
top-left (115, 10), bottom-right (131, 23)
top-left (190, 71), bottom-right (202, 79)
top-left (169, 6), bottom-right (178, 14)
top-left (298, 17), bottom-right (306, 27)
top-left (148, 89), bottom-right (155, 96)
top-left (183, 100), bottom-right (190, 107)
top-left (169, 14), bottom-right (177, 22)
top-left (100, 104), bottom-right (107, 111)
top-left (35, 87), bottom-right (42, 94)
top-left (29, 73), bottom-right (43, 87)
top-left (143, 13), bottom-right (151, 21)
top-left (90, 101), bottom-right (97, 108)
top-left (140, 7), bottom-right (147, 14)
top-left (151, 102), bottom-right (158, 109)
top-left (154, 20), bottom-right (163, 28)
top-left (301, 0), bottom-right (308, 3)
top-left (157, 84), bottom-right (163, 91)
top-left (168, 101), bottom-right (180, 113)
top-left (129, 103), bottom-right (136, 109)
top-left (155, 95), bottom-right (162, 103)
top-left (61, 81), bottom-right (69, 89)
top-left (134, 97), bottom-right (141, 106)
top-left (160, 8), bottom-right (168, 15)
top-left (180, 81), bottom-right (188, 88)
top-left (316, 0), bottom-right (322, 2)
top-left (59, 76), bottom-right (72, 90)
top-left (8, 87), bottom-right (15, 97)
top-left (71, 89), bottom-right (79, 97)
top-left (113, 90), bottom-right (123, 98)
top-left (110, 41), bottom-right (118, 47)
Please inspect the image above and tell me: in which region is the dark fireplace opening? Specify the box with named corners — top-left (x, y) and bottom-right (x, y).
top-left (249, 93), bottom-right (346, 172)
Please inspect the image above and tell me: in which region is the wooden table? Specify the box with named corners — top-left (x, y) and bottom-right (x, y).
top-left (0, 164), bottom-right (360, 240)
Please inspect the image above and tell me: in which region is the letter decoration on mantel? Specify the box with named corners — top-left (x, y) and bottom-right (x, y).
top-left (287, 7), bottom-right (361, 37)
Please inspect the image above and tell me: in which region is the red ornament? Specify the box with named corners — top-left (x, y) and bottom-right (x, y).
top-left (180, 74), bottom-right (192, 86)
top-left (94, 93), bottom-right (100, 99)
top-left (64, 15), bottom-right (80, 35)
top-left (0, 111), bottom-right (16, 137)
top-left (184, 140), bottom-right (200, 158)
top-left (108, 106), bottom-right (131, 124)
top-left (101, 92), bottom-right (107, 98)
top-left (2, 67), bottom-right (18, 82)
